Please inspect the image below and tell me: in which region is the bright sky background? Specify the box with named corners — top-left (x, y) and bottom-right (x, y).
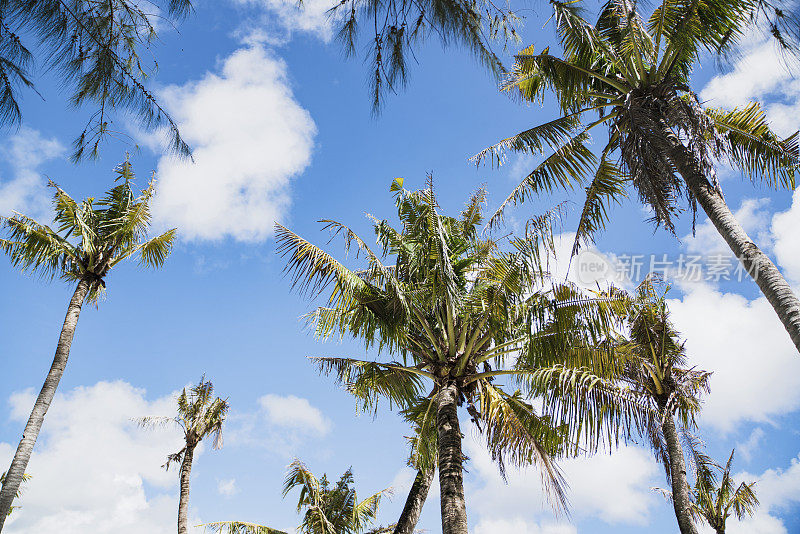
top-left (1, 1), bottom-right (800, 533)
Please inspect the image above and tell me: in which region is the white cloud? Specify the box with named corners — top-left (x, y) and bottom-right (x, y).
top-left (737, 428), bottom-right (766, 464)
top-left (0, 127), bottom-right (64, 218)
top-left (227, 394), bottom-right (332, 456)
top-left (1, 381), bottom-right (203, 534)
top-left (217, 478), bottom-right (239, 497)
top-left (668, 284), bottom-right (800, 432)
top-left (258, 394), bottom-right (332, 434)
top-left (473, 517), bottom-right (576, 534)
top-left (465, 434), bottom-right (660, 528)
top-left (151, 45), bottom-right (316, 242)
top-left (700, 36), bottom-right (800, 136)
top-left (771, 188), bottom-right (800, 283)
top-left (233, 0), bottom-right (338, 44)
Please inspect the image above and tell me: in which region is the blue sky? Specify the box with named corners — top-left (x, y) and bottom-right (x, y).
top-left (1, 1), bottom-right (800, 533)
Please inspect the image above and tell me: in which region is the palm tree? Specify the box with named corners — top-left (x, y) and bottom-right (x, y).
top-left (0, 159), bottom-right (176, 528)
top-left (276, 177), bottom-right (649, 534)
top-left (204, 459), bottom-right (389, 534)
top-left (476, 0), bottom-right (800, 354)
top-left (138, 376), bottom-right (229, 534)
top-left (612, 277), bottom-right (710, 534)
top-left (688, 449), bottom-right (759, 534)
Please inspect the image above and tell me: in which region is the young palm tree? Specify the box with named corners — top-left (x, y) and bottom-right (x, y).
top-left (688, 449), bottom-right (759, 534)
top-left (138, 377), bottom-right (229, 534)
top-left (204, 460), bottom-right (389, 534)
top-left (476, 0), bottom-right (800, 354)
top-left (613, 278), bottom-right (711, 534)
top-left (0, 160), bottom-right (176, 528)
top-left (276, 177), bottom-right (650, 534)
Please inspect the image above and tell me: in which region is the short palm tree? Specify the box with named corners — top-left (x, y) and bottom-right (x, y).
top-left (204, 460), bottom-right (389, 534)
top-left (689, 449), bottom-right (759, 534)
top-left (138, 376), bottom-right (229, 534)
top-left (276, 178), bottom-right (649, 534)
top-left (0, 159), bottom-right (176, 527)
top-left (476, 0), bottom-right (800, 353)
top-left (613, 278), bottom-right (711, 534)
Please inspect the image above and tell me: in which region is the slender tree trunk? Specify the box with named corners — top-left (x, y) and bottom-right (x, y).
top-left (660, 408), bottom-right (698, 534)
top-left (436, 381), bottom-right (468, 534)
top-left (393, 467), bottom-right (434, 534)
top-left (178, 443), bottom-right (195, 534)
top-left (0, 279), bottom-right (90, 529)
top-left (660, 124), bottom-right (800, 354)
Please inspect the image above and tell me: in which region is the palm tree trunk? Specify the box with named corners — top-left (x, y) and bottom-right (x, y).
top-left (0, 279), bottom-right (90, 530)
top-left (660, 409), bottom-right (698, 534)
top-left (436, 381), bottom-right (468, 534)
top-left (178, 443), bottom-right (195, 534)
top-left (660, 124), bottom-right (800, 354)
top-left (393, 467), bottom-right (434, 534)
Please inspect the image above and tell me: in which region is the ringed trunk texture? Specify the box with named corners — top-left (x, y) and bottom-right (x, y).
top-left (393, 467), bottom-right (434, 534)
top-left (436, 382), bottom-right (468, 534)
top-left (661, 125), bottom-right (800, 354)
top-left (660, 409), bottom-right (698, 534)
top-left (0, 279), bottom-right (90, 530)
top-left (178, 444), bottom-right (195, 534)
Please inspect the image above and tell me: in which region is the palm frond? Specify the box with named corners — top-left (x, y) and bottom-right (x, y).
top-left (201, 521), bottom-right (288, 534)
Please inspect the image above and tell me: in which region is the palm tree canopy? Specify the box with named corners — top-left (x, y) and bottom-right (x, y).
top-left (0, 157), bottom-right (176, 303)
top-left (137, 376), bottom-right (229, 469)
top-left (611, 277), bottom-right (711, 473)
top-left (204, 460), bottom-right (389, 534)
top-left (277, 177), bottom-right (656, 510)
top-left (0, 0), bottom-right (192, 160)
top-left (689, 448), bottom-right (759, 530)
top-left (476, 0), bottom-right (800, 253)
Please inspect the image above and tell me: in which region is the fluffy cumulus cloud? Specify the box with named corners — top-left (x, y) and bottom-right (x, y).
top-left (0, 381), bottom-right (203, 534)
top-left (151, 45), bottom-right (316, 242)
top-left (0, 127), bottom-right (64, 219)
top-left (258, 393), bottom-right (332, 434)
top-left (227, 393), bottom-right (332, 455)
top-left (668, 284), bottom-right (800, 432)
top-left (465, 434), bottom-right (660, 529)
top-left (700, 34), bottom-right (800, 135)
top-left (217, 478), bottom-right (239, 497)
top-left (233, 0), bottom-right (337, 43)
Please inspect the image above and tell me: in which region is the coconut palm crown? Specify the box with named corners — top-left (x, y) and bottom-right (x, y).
top-left (688, 449), bottom-right (759, 533)
top-left (204, 460), bottom-right (390, 534)
top-left (0, 158), bottom-right (176, 302)
top-left (276, 177), bottom-right (652, 534)
top-left (476, 0), bottom-right (800, 353)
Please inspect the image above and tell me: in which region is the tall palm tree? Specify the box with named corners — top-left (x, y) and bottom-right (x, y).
top-left (138, 376), bottom-right (229, 534)
top-left (276, 177), bottom-right (650, 534)
top-left (612, 278), bottom-right (711, 534)
top-left (688, 449), bottom-right (759, 534)
top-left (204, 460), bottom-right (389, 534)
top-left (476, 0), bottom-right (800, 354)
top-left (0, 159), bottom-right (176, 528)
